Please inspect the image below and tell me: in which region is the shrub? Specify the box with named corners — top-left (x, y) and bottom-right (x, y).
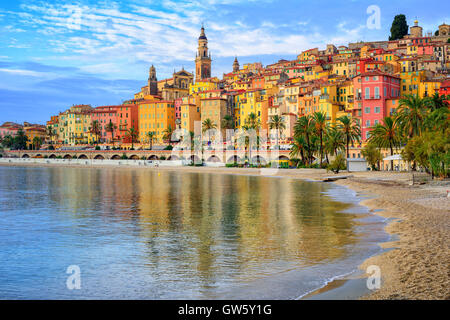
top-left (327, 154), bottom-right (347, 174)
top-left (121, 153), bottom-right (128, 160)
top-left (164, 145), bottom-right (173, 150)
top-left (95, 146), bottom-right (101, 150)
top-left (160, 156), bottom-right (166, 160)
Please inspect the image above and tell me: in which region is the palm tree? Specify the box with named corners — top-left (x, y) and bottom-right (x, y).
top-left (90, 120), bottom-right (101, 145)
top-left (32, 136), bottom-right (43, 150)
top-left (293, 115), bottom-right (315, 165)
top-left (202, 118), bottom-right (217, 146)
top-left (162, 125), bottom-right (174, 146)
top-left (126, 127), bottom-right (138, 149)
top-left (324, 126), bottom-right (345, 159)
top-left (268, 115), bottom-right (286, 149)
top-left (146, 131), bottom-right (156, 150)
top-left (244, 112), bottom-right (261, 132)
top-left (424, 93), bottom-right (449, 134)
top-left (14, 129), bottom-right (28, 150)
top-left (313, 111), bottom-right (328, 166)
top-left (397, 94), bottom-right (427, 138)
top-left (368, 116), bottom-right (402, 171)
top-left (337, 115), bottom-right (361, 160)
top-left (290, 135), bottom-right (307, 166)
top-left (46, 125), bottom-right (56, 145)
top-left (105, 120), bottom-right (116, 145)
top-left (425, 92), bottom-right (449, 111)
top-left (221, 115), bottom-right (234, 130)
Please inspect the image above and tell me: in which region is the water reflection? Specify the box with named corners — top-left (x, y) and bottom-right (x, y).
top-left (0, 166), bottom-right (366, 299)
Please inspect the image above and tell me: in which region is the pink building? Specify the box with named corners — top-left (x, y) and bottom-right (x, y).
top-left (417, 45), bottom-right (434, 56)
top-left (174, 97), bottom-right (183, 124)
top-left (357, 71), bottom-right (401, 141)
top-left (0, 122), bottom-right (22, 138)
top-left (91, 106), bottom-right (119, 142)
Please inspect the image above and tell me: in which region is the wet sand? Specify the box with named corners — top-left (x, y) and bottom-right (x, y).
top-left (1, 162), bottom-right (449, 299)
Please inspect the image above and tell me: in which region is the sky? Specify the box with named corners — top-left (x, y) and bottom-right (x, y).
top-left (0, 0), bottom-right (449, 124)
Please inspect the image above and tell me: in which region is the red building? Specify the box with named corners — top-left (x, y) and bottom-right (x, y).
top-left (439, 80), bottom-right (450, 97)
top-left (357, 71), bottom-right (401, 141)
top-left (91, 104), bottom-right (138, 143)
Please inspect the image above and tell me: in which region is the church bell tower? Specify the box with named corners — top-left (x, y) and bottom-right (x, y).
top-left (195, 25), bottom-right (211, 81)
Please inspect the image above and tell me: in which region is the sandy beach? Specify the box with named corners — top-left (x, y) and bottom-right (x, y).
top-left (1, 161), bottom-right (449, 300)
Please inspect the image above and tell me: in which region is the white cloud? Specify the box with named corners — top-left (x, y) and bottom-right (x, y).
top-left (0, 68), bottom-right (43, 77)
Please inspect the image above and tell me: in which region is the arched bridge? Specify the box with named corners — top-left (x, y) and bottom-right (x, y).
top-left (3, 149), bottom-right (292, 164)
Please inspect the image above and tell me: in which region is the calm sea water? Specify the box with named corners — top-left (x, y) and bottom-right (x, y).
top-left (0, 166), bottom-right (388, 299)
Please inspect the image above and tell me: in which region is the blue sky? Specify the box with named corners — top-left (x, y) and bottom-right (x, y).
top-left (0, 0), bottom-right (449, 124)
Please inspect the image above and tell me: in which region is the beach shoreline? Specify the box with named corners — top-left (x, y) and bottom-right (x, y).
top-left (1, 161), bottom-right (448, 300)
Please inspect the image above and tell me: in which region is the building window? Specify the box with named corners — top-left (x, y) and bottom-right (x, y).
top-left (364, 107), bottom-right (370, 113)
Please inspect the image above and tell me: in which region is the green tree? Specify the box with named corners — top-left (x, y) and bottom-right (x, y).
top-left (327, 153), bottom-right (346, 174)
top-left (361, 143), bottom-right (382, 171)
top-left (337, 115), bottom-right (361, 160)
top-left (244, 112), bottom-right (261, 132)
top-left (397, 94), bottom-right (427, 138)
top-left (324, 126), bottom-right (345, 160)
top-left (293, 115), bottom-right (315, 165)
top-left (105, 120), bottom-right (116, 145)
top-left (389, 14), bottom-right (409, 40)
top-left (126, 127), bottom-right (138, 149)
top-left (32, 136), bottom-right (43, 150)
top-left (14, 129), bottom-right (28, 150)
top-left (290, 135), bottom-right (307, 166)
top-left (202, 118), bottom-right (217, 145)
top-left (90, 120), bottom-right (101, 145)
top-left (313, 111), bottom-right (328, 166)
top-left (146, 131), bottom-right (156, 150)
top-left (162, 125), bottom-right (175, 146)
top-left (368, 116), bottom-right (402, 171)
top-left (1, 134), bottom-right (14, 149)
top-left (268, 115), bottom-right (286, 149)
top-left (221, 115), bottom-right (234, 130)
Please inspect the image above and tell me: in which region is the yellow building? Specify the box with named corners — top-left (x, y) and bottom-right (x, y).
top-left (236, 89), bottom-right (264, 128)
top-left (189, 79), bottom-right (219, 95)
top-left (60, 105), bottom-right (94, 145)
top-left (24, 126), bottom-right (46, 149)
top-left (200, 97), bottom-right (229, 137)
top-left (180, 95), bottom-right (201, 134)
top-left (318, 85), bottom-right (340, 123)
top-left (418, 80), bottom-right (441, 98)
top-left (139, 100), bottom-right (176, 144)
top-left (400, 71), bottom-right (428, 97)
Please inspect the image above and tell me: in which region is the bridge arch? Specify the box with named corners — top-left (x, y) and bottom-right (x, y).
top-left (63, 154), bottom-right (72, 159)
top-left (22, 154), bottom-right (30, 158)
top-left (167, 155), bottom-right (179, 161)
top-left (94, 154), bottom-right (105, 160)
top-left (111, 154), bottom-right (121, 160)
top-left (278, 155), bottom-right (289, 161)
top-left (129, 154), bottom-right (139, 160)
top-left (190, 155), bottom-right (201, 163)
top-left (49, 154), bottom-right (57, 159)
top-left (207, 155), bottom-right (221, 163)
top-left (148, 155), bottom-right (159, 160)
top-left (227, 155), bottom-right (241, 164)
top-left (78, 154), bottom-right (88, 159)
top-left (251, 155), bottom-right (267, 165)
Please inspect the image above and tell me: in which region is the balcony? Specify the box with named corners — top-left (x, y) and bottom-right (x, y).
top-left (364, 95), bottom-right (381, 100)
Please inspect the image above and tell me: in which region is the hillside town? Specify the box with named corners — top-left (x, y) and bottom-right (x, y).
top-left (1, 18), bottom-right (449, 173)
